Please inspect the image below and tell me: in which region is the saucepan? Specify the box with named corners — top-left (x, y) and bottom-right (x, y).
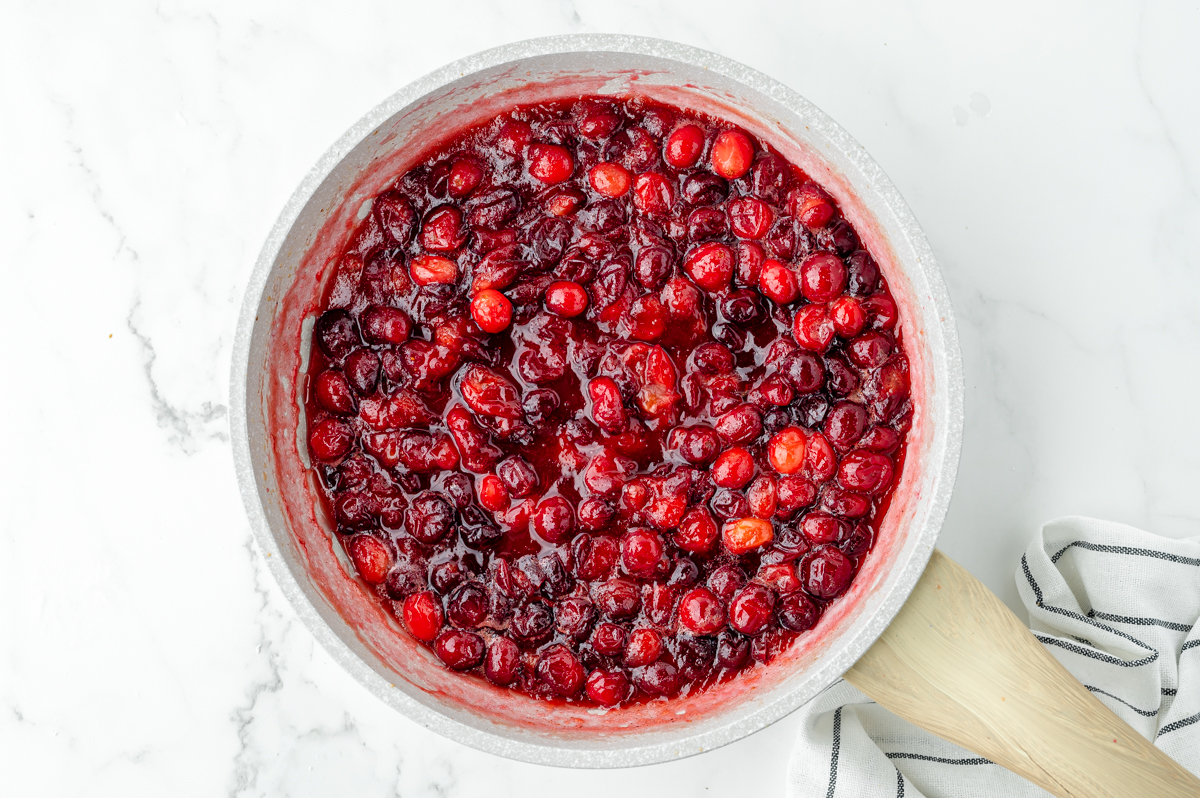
top-left (230, 34), bottom-right (1198, 796)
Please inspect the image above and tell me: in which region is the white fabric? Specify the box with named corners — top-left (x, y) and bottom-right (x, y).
top-left (786, 516), bottom-right (1200, 797)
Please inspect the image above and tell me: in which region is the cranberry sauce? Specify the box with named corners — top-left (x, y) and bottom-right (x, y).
top-left (302, 96), bottom-right (912, 706)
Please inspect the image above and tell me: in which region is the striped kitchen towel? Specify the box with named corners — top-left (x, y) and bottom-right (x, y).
top-left (787, 516), bottom-right (1200, 797)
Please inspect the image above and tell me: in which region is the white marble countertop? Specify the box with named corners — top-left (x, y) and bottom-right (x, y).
top-left (3, 1), bottom-right (1199, 795)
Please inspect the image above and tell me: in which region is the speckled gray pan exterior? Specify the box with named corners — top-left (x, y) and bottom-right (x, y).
top-left (231, 34), bottom-right (963, 767)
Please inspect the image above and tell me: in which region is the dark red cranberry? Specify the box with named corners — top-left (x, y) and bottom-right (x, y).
top-left (405, 491), bottom-right (454, 544)
top-left (736, 240), bottom-right (766, 286)
top-left (716, 631), bottom-right (751, 669)
top-left (707, 564), bottom-right (747, 602)
top-left (635, 661), bottom-right (679, 696)
top-left (593, 578), bottom-right (641, 619)
top-left (333, 490), bottom-right (379, 529)
top-left (684, 242), bottom-right (734, 292)
top-left (838, 450), bottom-right (894, 494)
top-left (446, 582), bottom-right (489, 628)
top-left (820, 219), bottom-right (860, 256)
top-left (803, 547), bottom-right (856, 598)
top-left (777, 591), bottom-right (820, 632)
top-left (634, 244), bottom-right (673, 290)
top-left (314, 310), bottom-right (360, 361)
top-left (555, 597), bottom-right (596, 639)
top-left (824, 401), bottom-right (869, 451)
top-left (586, 668), bottom-right (630, 706)
top-left (591, 622), bottom-right (627, 656)
top-left (678, 586), bottom-right (725, 635)
top-left (676, 424), bottom-right (720, 465)
top-left (681, 172), bottom-right (727, 206)
top-left (374, 191), bottom-right (416, 244)
top-left (860, 426), bottom-right (901, 453)
top-left (434, 629), bottom-right (486, 671)
top-left (532, 496), bottom-right (576, 543)
top-left (846, 251), bottom-right (880, 297)
top-left (801, 512), bottom-right (848, 544)
top-left (440, 472), bottom-right (473, 510)
top-left (691, 342), bottom-right (735, 374)
top-left (577, 498), bottom-right (616, 533)
top-left (429, 559), bottom-right (467, 594)
top-left (667, 556), bottom-right (700, 588)
top-left (537, 644), bottom-right (584, 696)
top-left (496, 456), bottom-right (539, 498)
top-left (509, 601), bottom-right (554, 648)
top-left (343, 349), bottom-right (379, 396)
top-left (485, 636), bottom-right (521, 685)
top-left (841, 522), bottom-right (874, 557)
top-left (750, 153), bottom-right (791, 205)
top-left (384, 564), bottom-right (426, 600)
top-left (710, 488), bottom-right (750, 521)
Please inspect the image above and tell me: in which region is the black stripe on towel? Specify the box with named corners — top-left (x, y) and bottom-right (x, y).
top-left (1089, 610), bottom-right (1193, 633)
top-left (1033, 634), bottom-right (1158, 668)
top-left (1022, 556), bottom-right (1160, 661)
top-left (1158, 710), bottom-right (1200, 738)
top-left (826, 706), bottom-right (842, 798)
top-left (1050, 541), bottom-right (1200, 567)
top-left (1085, 685), bottom-right (1158, 717)
top-left (1182, 640), bottom-right (1200, 653)
top-left (886, 753), bottom-right (993, 765)
top-left (895, 768), bottom-right (905, 798)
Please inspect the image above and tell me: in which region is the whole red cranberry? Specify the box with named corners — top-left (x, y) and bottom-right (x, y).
top-left (537, 644), bottom-right (585, 696)
top-left (309, 418), bottom-right (353, 462)
top-left (664, 124), bottom-right (705, 168)
top-left (678, 587), bottom-right (725, 635)
top-left (635, 661), bottom-right (680, 696)
top-left (824, 401), bottom-right (869, 451)
top-left (347, 535), bottom-right (392, 585)
top-left (729, 583), bottom-right (776, 636)
top-left (710, 129), bottom-right (753, 179)
top-left (684, 242), bottom-right (735, 292)
top-left (621, 529), bottom-right (665, 577)
top-left (402, 591), bottom-right (444, 642)
top-left (624, 627), bottom-right (663, 667)
top-left (632, 172), bottom-right (675, 216)
top-left (545, 280), bottom-right (589, 317)
top-left (533, 495), bottom-right (576, 543)
top-left (711, 447), bottom-right (755, 489)
top-left (485, 636), bottom-right (521, 685)
top-left (715, 404), bottom-right (763, 444)
top-left (314, 370), bottom-right (355, 415)
top-left (527, 143), bottom-right (575, 184)
top-left (674, 506), bottom-right (718, 553)
top-left (792, 304), bottom-right (835, 352)
top-left (586, 668), bottom-right (630, 706)
top-left (676, 424), bottom-right (720, 465)
top-left (434, 629), bottom-right (485, 671)
top-left (577, 497), bottom-right (616, 532)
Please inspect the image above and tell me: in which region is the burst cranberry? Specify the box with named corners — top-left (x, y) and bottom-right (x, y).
top-left (309, 418), bottom-right (353, 462)
top-left (477, 474), bottom-right (509, 511)
top-left (314, 310), bottom-right (360, 361)
top-left (777, 476), bottom-right (817, 513)
top-left (860, 426), bottom-right (901, 453)
top-left (314, 370), bottom-right (355, 414)
top-left (683, 241), bottom-right (734, 292)
top-left (789, 182), bottom-right (835, 228)
top-left (624, 627), bottom-right (663, 667)
top-left (632, 172), bottom-right (674, 215)
top-left (586, 668), bottom-right (630, 706)
top-left (707, 565), bottom-right (747, 602)
top-left (594, 578), bottom-right (641, 619)
top-left (347, 535), bottom-right (391, 585)
top-left (496, 456), bottom-right (538, 498)
top-left (588, 376), bottom-right (628, 433)
top-left (577, 497), bottom-right (616, 532)
top-left (711, 447), bottom-right (755, 489)
top-left (710, 130), bottom-right (753, 179)
top-left (405, 491), bottom-right (454, 544)
top-left (555, 597), bottom-right (595, 639)
top-left (545, 280), bottom-right (589, 316)
top-left (402, 591), bottom-right (444, 642)
top-left (670, 506), bottom-right (716, 553)
top-left (691, 341), bottom-right (735, 373)
top-left (446, 582), bottom-right (489, 628)
top-left (792, 304), bottom-right (835, 352)
top-left (535, 645), bottom-right (584, 696)
top-left (496, 119), bottom-right (531, 153)
top-left (804, 547), bottom-right (855, 598)
top-left (360, 306), bottom-right (412, 345)
top-left (447, 158), bottom-right (484, 198)
top-left (848, 332), bottom-right (893, 368)
top-left (757, 562), bottom-right (801, 594)
top-left (767, 427), bottom-right (807, 474)
top-left (621, 529), bottom-right (664, 577)
top-left (591, 622), bottom-right (627, 656)
top-left (723, 517), bottom-right (774, 555)
top-left (410, 254), bottom-right (457, 285)
top-left (729, 197), bottom-right (773, 239)
top-left (665, 124), bottom-right (705, 168)
top-left (468, 289), bottom-right (512, 334)
top-left (806, 431), bottom-right (838, 480)
top-left (678, 587), bottom-right (725, 635)
top-left (533, 495), bottom-right (576, 543)
top-left (421, 206), bottom-right (466, 252)
top-left (747, 476), bottom-right (778, 518)
top-left (729, 584), bottom-right (775, 636)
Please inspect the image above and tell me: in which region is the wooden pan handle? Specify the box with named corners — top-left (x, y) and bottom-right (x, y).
top-left (844, 549), bottom-right (1200, 797)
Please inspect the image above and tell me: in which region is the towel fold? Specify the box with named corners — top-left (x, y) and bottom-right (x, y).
top-left (786, 516), bottom-right (1200, 797)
